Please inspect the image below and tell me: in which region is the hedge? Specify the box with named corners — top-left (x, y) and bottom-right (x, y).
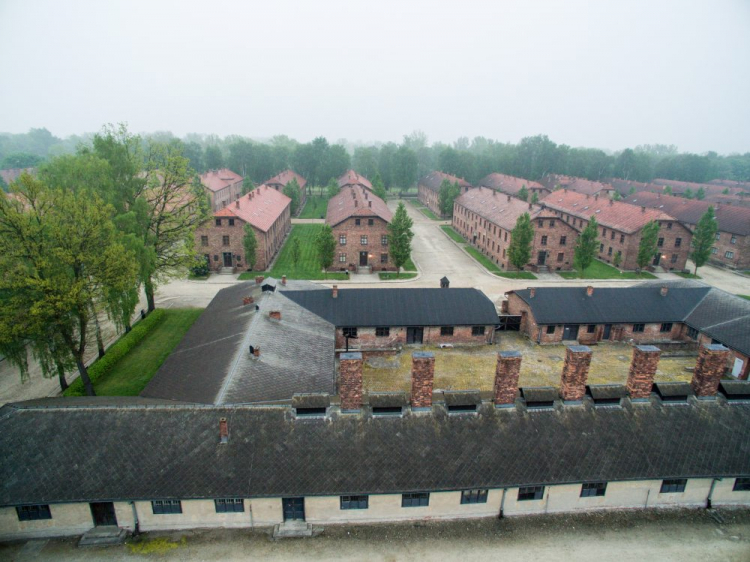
top-left (63, 309), bottom-right (167, 396)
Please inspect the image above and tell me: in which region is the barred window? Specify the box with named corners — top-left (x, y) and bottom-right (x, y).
top-left (546, 325), bottom-right (555, 334)
top-left (215, 499), bottom-right (244, 513)
top-left (228, 218), bottom-right (235, 226)
top-left (152, 500), bottom-right (182, 514)
top-left (472, 326), bottom-right (485, 336)
top-left (380, 253), bottom-right (388, 264)
top-left (518, 486), bottom-right (544, 501)
top-left (368, 219), bottom-right (374, 226)
top-left (340, 495), bottom-right (369, 510)
top-left (441, 326), bottom-right (454, 336)
top-left (381, 235), bottom-right (388, 246)
top-left (580, 482), bottom-right (607, 497)
top-left (460, 489), bottom-right (488, 504)
top-left (660, 479), bottom-right (687, 493)
top-left (657, 237), bottom-right (664, 247)
top-left (560, 236), bottom-right (566, 245)
top-left (222, 235), bottom-right (230, 246)
top-left (361, 235), bottom-right (368, 245)
top-left (675, 237), bottom-right (681, 247)
top-left (340, 235), bottom-right (346, 245)
top-left (375, 327), bottom-right (390, 337)
top-left (541, 235), bottom-right (548, 246)
top-left (201, 235), bottom-right (208, 246)
top-left (632, 323), bottom-right (645, 333)
top-left (215, 218), bottom-right (222, 226)
top-left (343, 327), bottom-right (357, 338)
top-left (339, 252), bottom-right (346, 263)
top-left (402, 492), bottom-right (429, 507)
top-left (16, 505), bottom-right (51, 521)
top-left (355, 218), bottom-right (361, 226)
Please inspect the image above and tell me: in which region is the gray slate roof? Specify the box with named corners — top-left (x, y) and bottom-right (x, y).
top-left (1, 397), bottom-right (748, 506)
top-left (141, 280), bottom-right (335, 405)
top-left (284, 288), bottom-right (499, 328)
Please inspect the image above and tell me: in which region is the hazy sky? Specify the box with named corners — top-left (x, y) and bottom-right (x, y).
top-left (1, 0), bottom-right (749, 153)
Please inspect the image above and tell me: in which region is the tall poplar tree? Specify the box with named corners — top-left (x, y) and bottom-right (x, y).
top-left (574, 216), bottom-right (599, 275)
top-left (508, 213), bottom-right (534, 270)
top-left (388, 202), bottom-right (415, 276)
top-left (637, 220), bottom-right (659, 270)
top-left (691, 207), bottom-right (718, 275)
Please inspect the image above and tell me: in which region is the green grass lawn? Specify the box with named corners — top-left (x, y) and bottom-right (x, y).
top-left (738, 295), bottom-right (750, 301)
top-left (675, 271), bottom-right (701, 279)
top-left (237, 224), bottom-right (349, 281)
top-left (93, 309), bottom-right (203, 396)
top-left (559, 260), bottom-right (657, 280)
top-left (413, 203), bottom-right (441, 220)
top-left (441, 225), bottom-right (466, 243)
top-left (379, 272), bottom-right (418, 280)
top-left (441, 226), bottom-right (536, 279)
top-left (298, 195), bottom-right (329, 219)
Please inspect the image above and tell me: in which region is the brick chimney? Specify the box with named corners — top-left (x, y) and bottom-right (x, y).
top-left (627, 345), bottom-right (660, 399)
top-left (528, 203), bottom-right (533, 210)
top-left (339, 352), bottom-right (363, 411)
top-left (219, 418), bottom-right (228, 443)
top-left (609, 199), bottom-right (613, 206)
top-left (269, 310), bottom-right (281, 321)
top-left (594, 194), bottom-right (599, 200)
top-left (235, 200), bottom-right (239, 208)
top-left (586, 286), bottom-right (594, 297)
top-left (660, 285), bottom-right (668, 297)
top-left (507, 195), bottom-right (511, 202)
top-left (242, 296), bottom-right (254, 305)
top-left (332, 285), bottom-right (338, 299)
top-left (253, 346), bottom-right (260, 357)
top-left (281, 275), bottom-right (287, 286)
top-left (641, 206), bottom-right (646, 213)
top-left (494, 351), bottom-right (522, 405)
top-left (411, 352), bottom-right (435, 408)
top-left (529, 287), bottom-right (536, 298)
top-left (560, 346), bottom-right (592, 401)
top-left (255, 275), bottom-right (264, 284)
top-left (691, 344), bottom-right (731, 397)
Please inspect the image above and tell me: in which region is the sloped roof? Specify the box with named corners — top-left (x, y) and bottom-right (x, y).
top-left (214, 185), bottom-right (290, 232)
top-left (1, 397), bottom-right (748, 505)
top-left (541, 190), bottom-right (675, 233)
top-left (419, 171), bottom-right (472, 192)
top-left (478, 173), bottom-right (546, 195)
top-left (326, 185), bottom-right (392, 227)
top-left (338, 169), bottom-right (373, 190)
top-left (200, 168), bottom-right (243, 192)
top-left (456, 187), bottom-right (545, 230)
top-left (265, 169), bottom-right (307, 190)
top-left (141, 280), bottom-right (335, 405)
top-left (540, 175), bottom-right (614, 196)
top-left (607, 178), bottom-right (652, 197)
top-left (684, 288), bottom-right (750, 356)
top-left (284, 287), bottom-right (498, 328)
top-left (623, 191), bottom-right (750, 236)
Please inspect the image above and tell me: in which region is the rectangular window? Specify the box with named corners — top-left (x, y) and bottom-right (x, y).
top-left (725, 251), bottom-right (734, 259)
top-left (632, 323), bottom-right (645, 333)
top-left (340, 495), bottom-right (369, 510)
top-left (671, 254), bottom-right (678, 263)
top-left (546, 325), bottom-right (555, 334)
top-left (339, 252), bottom-right (346, 263)
top-left (152, 500), bottom-right (182, 514)
top-left (657, 237), bottom-right (664, 247)
top-left (557, 252), bottom-right (564, 262)
top-left (355, 218), bottom-right (361, 226)
top-left (607, 246), bottom-right (612, 256)
top-left (381, 235), bottom-right (388, 246)
top-left (461, 489), bottom-right (489, 504)
top-left (215, 218), bottom-right (222, 226)
top-left (201, 235), bottom-right (208, 246)
top-left (380, 253), bottom-right (388, 264)
top-left (361, 235), bottom-right (368, 245)
top-left (587, 324), bottom-right (596, 334)
top-left (733, 478), bottom-right (750, 492)
top-left (402, 492), bottom-right (430, 507)
top-left (343, 327), bottom-right (357, 338)
top-left (715, 233), bottom-right (720, 240)
top-left (441, 326), bottom-right (454, 336)
top-left (228, 218), bottom-right (235, 226)
top-left (731, 236), bottom-right (737, 244)
top-left (620, 234), bottom-right (625, 243)
top-left (16, 505), bottom-right (52, 521)
top-left (375, 327), bottom-right (390, 337)
top-left (560, 235), bottom-right (567, 245)
top-left (518, 486), bottom-right (545, 501)
top-left (675, 237), bottom-right (681, 247)
top-left (472, 326), bottom-right (486, 336)
top-left (222, 235), bottom-right (230, 246)
top-left (368, 219), bottom-right (374, 226)
top-left (660, 479), bottom-right (687, 494)
top-left (549, 220), bottom-right (555, 227)
top-left (687, 326), bottom-right (699, 340)
top-left (340, 235), bottom-right (346, 245)
top-left (667, 222), bottom-right (672, 230)
top-left (538, 220), bottom-right (544, 228)
top-left (602, 228), bottom-right (607, 237)
top-left (541, 235), bottom-right (548, 246)
top-left (610, 231), bottom-right (615, 240)
top-left (580, 482), bottom-right (607, 497)
top-left (215, 499), bottom-right (244, 513)
top-left (660, 322), bottom-right (673, 333)
top-left (711, 247), bottom-right (718, 254)
top-left (599, 243), bottom-right (604, 252)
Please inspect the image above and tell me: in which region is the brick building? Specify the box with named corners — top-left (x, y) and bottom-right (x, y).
top-left (200, 168), bottom-right (244, 211)
top-left (338, 169), bottom-right (373, 191)
top-left (452, 187), bottom-right (579, 271)
top-left (326, 185), bottom-right (393, 271)
top-left (194, 185), bottom-right (291, 272)
top-left (624, 191), bottom-right (750, 270)
top-left (539, 174), bottom-right (615, 197)
top-left (418, 171), bottom-right (472, 217)
top-left (477, 173), bottom-right (550, 200)
top-left (264, 170), bottom-right (307, 209)
top-left (541, 190), bottom-right (693, 271)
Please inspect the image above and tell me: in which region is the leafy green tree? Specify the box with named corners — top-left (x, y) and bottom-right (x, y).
top-left (291, 237), bottom-right (301, 268)
top-left (204, 145), bottom-right (224, 170)
top-left (611, 191), bottom-right (621, 201)
top-left (508, 213), bottom-right (534, 270)
top-left (372, 172), bottom-right (387, 201)
top-left (574, 216), bottom-right (599, 275)
top-left (629, 186), bottom-right (637, 195)
top-left (663, 185), bottom-right (673, 195)
top-left (691, 207), bottom-right (718, 274)
top-left (243, 224), bottom-right (258, 270)
top-left (530, 191), bottom-right (539, 204)
top-left (517, 185), bottom-right (529, 202)
top-left (684, 188), bottom-right (694, 199)
top-left (283, 178), bottom-right (301, 215)
top-left (1, 152), bottom-right (43, 169)
top-left (722, 188), bottom-right (730, 195)
top-left (315, 224), bottom-right (336, 270)
top-left (438, 179), bottom-right (461, 217)
top-left (387, 202), bottom-right (414, 276)
top-left (326, 177), bottom-right (339, 199)
top-left (242, 177), bottom-right (255, 195)
top-left (637, 220), bottom-right (660, 270)
top-left (696, 187), bottom-right (706, 200)
top-left (393, 145), bottom-right (418, 187)
top-left (613, 250), bottom-right (622, 269)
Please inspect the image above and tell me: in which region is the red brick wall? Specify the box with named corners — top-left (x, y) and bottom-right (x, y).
top-left (711, 231), bottom-right (749, 270)
top-left (330, 216), bottom-right (394, 271)
top-left (418, 185), bottom-right (442, 217)
top-left (206, 180), bottom-right (243, 212)
top-left (334, 325), bottom-right (494, 349)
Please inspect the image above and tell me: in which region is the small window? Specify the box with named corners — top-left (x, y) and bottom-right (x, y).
top-left (715, 233), bottom-right (720, 240)
top-left (610, 231), bottom-right (615, 240)
top-left (518, 486), bottom-right (545, 501)
top-left (711, 247), bottom-right (718, 254)
top-left (402, 492), bottom-right (430, 507)
top-left (580, 482), bottom-right (607, 497)
top-left (560, 235), bottom-right (567, 245)
top-left (376, 327), bottom-right (390, 337)
top-left (549, 220), bottom-right (555, 227)
top-left (557, 252), bottom-right (564, 262)
top-left (671, 254), bottom-right (678, 263)
top-left (228, 218), bottom-right (235, 226)
top-left (599, 243), bottom-right (604, 252)
top-left (667, 222), bottom-right (672, 230)
top-left (619, 234), bottom-right (624, 244)
top-left (340, 495), bottom-right (369, 509)
top-left (632, 323), bottom-right (645, 333)
top-left (538, 220), bottom-right (544, 228)
top-left (215, 218), bottom-right (222, 226)
top-left (152, 500), bottom-right (183, 514)
top-left (441, 326), bottom-right (454, 336)
top-left (339, 252), bottom-right (346, 263)
top-left (587, 324), bottom-right (596, 334)
top-left (541, 235), bottom-right (548, 246)
top-left (675, 237), bottom-right (681, 247)
top-left (213, 255), bottom-right (219, 261)
top-left (201, 235), bottom-right (208, 246)
top-left (472, 326), bottom-right (485, 336)
top-left (361, 235), bottom-right (368, 245)
top-left (380, 253), bottom-right (388, 264)
top-left (461, 489), bottom-right (489, 504)
top-left (657, 237), bottom-right (664, 247)
top-left (731, 236), bottom-right (737, 244)
top-left (660, 479), bottom-right (687, 493)
top-left (222, 235), bottom-right (230, 246)
top-left (16, 505), bottom-right (52, 521)
top-left (546, 325), bottom-right (555, 334)
top-left (343, 327), bottom-right (358, 338)
top-left (381, 235), bottom-right (388, 246)
top-left (355, 218), bottom-right (361, 226)
top-left (215, 498), bottom-right (244, 513)
top-left (340, 235), bottom-right (347, 245)
top-left (659, 322), bottom-right (673, 333)
top-left (368, 219), bottom-right (374, 226)
top-left (607, 246), bottom-right (612, 256)
top-left (725, 251), bottom-right (734, 259)
top-left (733, 478), bottom-right (750, 492)
top-left (602, 228), bottom-right (607, 237)
top-left (687, 326), bottom-right (699, 340)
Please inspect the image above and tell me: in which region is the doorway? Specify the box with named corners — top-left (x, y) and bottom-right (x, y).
top-left (223, 252), bottom-right (233, 267)
top-left (537, 251), bottom-right (547, 265)
top-left (652, 253), bottom-right (661, 266)
top-left (562, 324), bottom-right (579, 341)
top-left (359, 251), bottom-right (368, 266)
top-left (282, 498), bottom-right (305, 521)
top-left (406, 327), bottom-right (424, 344)
top-left (603, 324), bottom-right (612, 340)
top-left (90, 502), bottom-right (117, 526)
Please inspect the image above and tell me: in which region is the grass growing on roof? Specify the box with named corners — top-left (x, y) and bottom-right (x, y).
top-left (559, 259), bottom-right (657, 280)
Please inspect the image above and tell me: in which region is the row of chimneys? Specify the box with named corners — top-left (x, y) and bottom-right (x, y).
top-left (338, 343), bottom-right (731, 411)
top-left (528, 285), bottom-right (669, 298)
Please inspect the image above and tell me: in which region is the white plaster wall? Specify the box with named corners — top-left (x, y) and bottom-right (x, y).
top-left (248, 498), bottom-right (283, 527)
top-left (0, 503), bottom-right (93, 541)
top-left (135, 500), bottom-right (252, 532)
top-left (646, 478), bottom-right (712, 508)
top-left (708, 478), bottom-right (750, 506)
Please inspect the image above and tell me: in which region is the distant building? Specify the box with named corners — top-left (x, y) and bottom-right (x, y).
top-left (200, 168), bottom-right (244, 211)
top-left (539, 174), bottom-right (614, 198)
top-left (264, 170), bottom-right (307, 210)
top-left (418, 171), bottom-right (472, 217)
top-left (338, 170), bottom-right (373, 192)
top-left (477, 173), bottom-right (550, 200)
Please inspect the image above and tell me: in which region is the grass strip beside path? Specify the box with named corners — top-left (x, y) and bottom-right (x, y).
top-left (298, 195), bottom-right (329, 219)
top-left (441, 225), bottom-right (536, 279)
top-left (559, 260), bottom-right (657, 280)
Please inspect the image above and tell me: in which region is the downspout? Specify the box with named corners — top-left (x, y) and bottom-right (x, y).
top-left (537, 327), bottom-right (542, 344)
top-left (706, 478), bottom-right (719, 509)
top-left (130, 501), bottom-right (140, 536)
top-left (498, 488), bottom-right (507, 519)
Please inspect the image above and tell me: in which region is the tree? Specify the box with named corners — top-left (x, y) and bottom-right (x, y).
top-left (0, 174), bottom-right (138, 395)
top-left (517, 185), bottom-right (529, 202)
top-left (613, 250), bottom-right (622, 269)
top-left (438, 179), bottom-right (461, 217)
top-left (315, 224), bottom-right (336, 271)
top-left (696, 187), bottom-right (706, 200)
top-left (204, 145), bottom-right (224, 170)
top-left (691, 207), bottom-right (718, 275)
top-left (530, 191), bottom-right (539, 204)
top-left (291, 237), bottom-right (301, 268)
top-left (243, 224), bottom-right (258, 270)
top-left (507, 213), bottom-right (534, 270)
top-left (283, 178), bottom-right (301, 215)
top-left (372, 172), bottom-right (387, 201)
top-left (611, 191), bottom-right (621, 201)
top-left (684, 188), bottom-right (694, 199)
top-left (637, 220), bottom-right (660, 270)
top-left (574, 216), bottom-right (599, 275)
top-left (663, 185), bottom-right (673, 195)
top-left (387, 202), bottom-right (414, 276)
top-left (242, 177), bottom-right (255, 195)
top-left (1, 152), bottom-right (43, 169)
top-left (326, 177), bottom-right (339, 199)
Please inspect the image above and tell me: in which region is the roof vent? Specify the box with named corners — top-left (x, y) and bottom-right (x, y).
top-left (521, 387), bottom-right (557, 409)
top-left (219, 418), bottom-right (228, 443)
top-left (443, 390), bottom-right (481, 414)
top-left (654, 382), bottom-right (692, 404)
top-left (719, 381), bottom-right (750, 402)
top-left (586, 384), bottom-right (626, 407)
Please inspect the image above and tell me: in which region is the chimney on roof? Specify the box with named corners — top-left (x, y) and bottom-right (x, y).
top-left (627, 345), bottom-right (661, 399)
top-left (339, 352), bottom-right (364, 411)
top-left (560, 345), bottom-right (592, 402)
top-left (691, 344), bottom-right (731, 398)
top-left (609, 199), bottom-right (613, 206)
top-left (332, 285), bottom-right (338, 299)
top-left (269, 310), bottom-right (281, 321)
top-left (494, 350), bottom-right (522, 406)
top-left (594, 194), bottom-right (599, 201)
top-left (235, 200), bottom-right (239, 208)
top-left (507, 194), bottom-right (511, 202)
top-left (641, 206), bottom-right (646, 213)
top-left (528, 203), bottom-right (533, 210)
top-left (219, 418), bottom-right (228, 444)
top-left (586, 285), bottom-right (594, 297)
top-left (529, 287), bottom-right (536, 298)
top-left (411, 352), bottom-right (435, 409)
top-left (281, 275), bottom-right (287, 285)
top-left (660, 285), bottom-right (668, 297)
top-left (255, 275), bottom-right (264, 284)
top-left (242, 296), bottom-right (254, 305)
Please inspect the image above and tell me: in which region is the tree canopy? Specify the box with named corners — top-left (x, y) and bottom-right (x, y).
top-left (691, 207), bottom-right (718, 274)
top-left (508, 213), bottom-right (534, 270)
top-left (637, 220), bottom-right (660, 270)
top-left (438, 179), bottom-right (461, 217)
top-left (283, 179), bottom-right (301, 215)
top-left (387, 202), bottom-right (414, 275)
top-left (315, 225), bottom-right (336, 271)
top-left (574, 216), bottom-right (599, 274)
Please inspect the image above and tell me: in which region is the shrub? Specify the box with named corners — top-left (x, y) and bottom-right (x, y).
top-left (190, 262), bottom-right (210, 277)
top-left (63, 309), bottom-right (167, 396)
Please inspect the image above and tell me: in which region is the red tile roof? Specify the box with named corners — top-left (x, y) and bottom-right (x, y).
top-left (0, 168), bottom-right (35, 185)
top-left (200, 168), bottom-right (243, 193)
top-left (456, 187), bottom-right (547, 231)
top-left (338, 170), bottom-right (372, 190)
top-left (478, 173), bottom-right (546, 195)
top-left (214, 184), bottom-right (290, 232)
top-left (541, 190), bottom-right (674, 233)
top-left (419, 171), bottom-right (472, 192)
top-left (265, 170), bottom-right (307, 190)
top-left (540, 174), bottom-right (613, 196)
top-left (623, 191), bottom-right (750, 236)
top-left (326, 185), bottom-right (392, 227)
